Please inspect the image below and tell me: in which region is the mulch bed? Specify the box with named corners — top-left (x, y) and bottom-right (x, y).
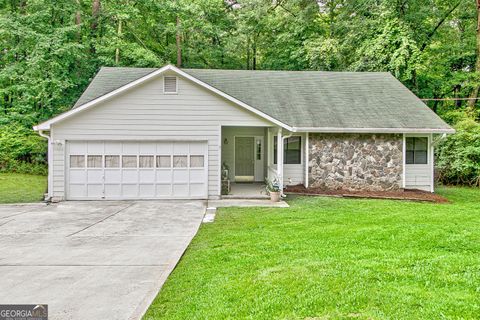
top-left (284, 185), bottom-right (449, 203)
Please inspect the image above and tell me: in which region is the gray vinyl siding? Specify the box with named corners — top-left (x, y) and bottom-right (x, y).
top-left (50, 72), bottom-right (272, 199)
top-left (405, 164), bottom-right (432, 192)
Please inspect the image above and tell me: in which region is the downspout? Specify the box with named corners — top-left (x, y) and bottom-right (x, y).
top-left (38, 130), bottom-right (52, 201)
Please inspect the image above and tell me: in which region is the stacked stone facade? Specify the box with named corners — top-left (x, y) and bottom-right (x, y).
top-left (308, 133), bottom-right (403, 191)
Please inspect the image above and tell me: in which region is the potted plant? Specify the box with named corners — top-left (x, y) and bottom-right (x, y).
top-left (265, 178), bottom-right (281, 202)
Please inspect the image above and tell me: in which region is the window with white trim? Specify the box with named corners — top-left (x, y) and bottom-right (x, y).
top-left (274, 136), bottom-right (302, 164)
top-left (164, 76), bottom-right (177, 93)
top-left (406, 137), bottom-right (428, 164)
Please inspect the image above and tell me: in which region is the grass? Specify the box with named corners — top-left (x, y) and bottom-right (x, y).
top-left (0, 173), bottom-right (47, 203)
top-left (144, 187), bottom-right (480, 320)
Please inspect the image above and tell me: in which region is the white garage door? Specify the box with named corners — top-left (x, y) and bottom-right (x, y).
top-left (66, 141), bottom-right (208, 200)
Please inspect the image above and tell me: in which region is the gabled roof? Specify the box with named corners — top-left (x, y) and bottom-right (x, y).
top-left (35, 65), bottom-right (454, 133)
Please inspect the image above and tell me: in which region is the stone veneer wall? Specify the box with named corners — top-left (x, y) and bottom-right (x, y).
top-left (308, 133), bottom-right (403, 191)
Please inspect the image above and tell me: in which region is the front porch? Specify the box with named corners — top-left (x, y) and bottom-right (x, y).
top-left (220, 126), bottom-right (307, 199)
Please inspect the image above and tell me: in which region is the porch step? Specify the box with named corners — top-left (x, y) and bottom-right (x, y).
top-left (222, 194), bottom-right (269, 200)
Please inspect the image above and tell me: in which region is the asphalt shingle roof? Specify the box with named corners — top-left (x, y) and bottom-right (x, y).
top-left (74, 67), bottom-right (452, 131)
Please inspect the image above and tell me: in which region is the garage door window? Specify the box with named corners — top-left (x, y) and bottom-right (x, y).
top-left (105, 155), bottom-right (120, 168)
top-left (122, 155), bottom-right (137, 168)
top-left (190, 155), bottom-right (204, 167)
top-left (87, 155), bottom-right (102, 168)
top-left (173, 155), bottom-right (187, 168)
top-left (70, 155), bottom-right (85, 168)
top-left (156, 155), bottom-right (171, 168)
top-left (139, 155), bottom-right (154, 168)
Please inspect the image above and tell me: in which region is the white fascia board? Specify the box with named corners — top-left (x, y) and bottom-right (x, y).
top-left (34, 64), bottom-right (292, 131)
top-left (293, 127), bottom-right (456, 134)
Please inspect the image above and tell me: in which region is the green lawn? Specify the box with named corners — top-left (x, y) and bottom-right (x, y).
top-left (145, 187), bottom-right (480, 320)
top-left (0, 173), bottom-right (47, 203)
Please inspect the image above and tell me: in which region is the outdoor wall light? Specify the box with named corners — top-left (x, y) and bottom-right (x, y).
top-left (224, 138), bottom-right (228, 144)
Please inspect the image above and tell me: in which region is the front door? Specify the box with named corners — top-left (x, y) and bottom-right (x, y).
top-left (235, 137), bottom-right (255, 182)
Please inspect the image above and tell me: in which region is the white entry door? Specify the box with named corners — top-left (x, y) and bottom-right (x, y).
top-left (66, 141), bottom-right (208, 200)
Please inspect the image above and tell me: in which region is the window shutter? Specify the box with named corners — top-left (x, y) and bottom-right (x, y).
top-left (164, 76), bottom-right (177, 93)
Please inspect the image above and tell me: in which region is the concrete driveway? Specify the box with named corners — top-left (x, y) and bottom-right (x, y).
top-left (0, 200), bottom-right (205, 320)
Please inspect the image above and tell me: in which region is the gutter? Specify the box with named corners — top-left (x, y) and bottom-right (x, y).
top-left (292, 127), bottom-right (456, 134)
top-left (37, 130), bottom-right (52, 201)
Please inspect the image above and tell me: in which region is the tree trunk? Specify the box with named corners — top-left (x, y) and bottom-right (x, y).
top-left (75, 0), bottom-right (82, 39)
top-left (246, 37), bottom-right (250, 70)
top-left (252, 41), bottom-right (257, 70)
top-left (468, 0), bottom-right (480, 114)
top-left (115, 19), bottom-right (122, 64)
top-left (176, 16), bottom-right (182, 67)
top-left (91, 0), bottom-right (101, 31)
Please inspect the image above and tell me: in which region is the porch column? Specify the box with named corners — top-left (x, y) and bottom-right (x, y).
top-left (277, 127), bottom-right (283, 192)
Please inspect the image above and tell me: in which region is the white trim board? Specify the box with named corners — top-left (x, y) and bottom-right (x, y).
top-left (34, 65), bottom-right (292, 131)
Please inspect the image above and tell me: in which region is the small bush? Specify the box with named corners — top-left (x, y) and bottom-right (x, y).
top-left (436, 119), bottom-right (480, 187)
top-left (0, 124), bottom-right (47, 175)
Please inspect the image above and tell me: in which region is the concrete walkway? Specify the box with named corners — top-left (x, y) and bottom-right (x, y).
top-left (0, 200), bottom-right (205, 320)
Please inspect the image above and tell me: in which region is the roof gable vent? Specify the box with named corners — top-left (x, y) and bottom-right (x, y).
top-left (164, 76), bottom-right (177, 94)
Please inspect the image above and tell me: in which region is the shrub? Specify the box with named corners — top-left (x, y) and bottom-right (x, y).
top-left (0, 124), bottom-right (47, 175)
top-left (436, 119), bottom-right (480, 187)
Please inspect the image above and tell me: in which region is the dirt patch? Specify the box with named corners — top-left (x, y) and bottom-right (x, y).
top-left (284, 185), bottom-right (448, 203)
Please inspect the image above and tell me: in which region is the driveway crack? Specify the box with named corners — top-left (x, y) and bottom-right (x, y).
top-left (66, 202), bottom-right (135, 237)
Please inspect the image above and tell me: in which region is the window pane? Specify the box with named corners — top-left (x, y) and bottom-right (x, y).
top-left (173, 155), bottom-right (187, 168)
top-left (190, 155), bottom-right (204, 167)
top-left (139, 155), bottom-right (154, 168)
top-left (406, 151), bottom-right (414, 164)
top-left (70, 155), bottom-right (85, 168)
top-left (256, 140), bottom-right (262, 160)
top-left (415, 137), bottom-right (428, 151)
top-left (87, 155), bottom-right (102, 168)
top-left (273, 136), bottom-right (301, 164)
top-left (105, 155), bottom-right (119, 168)
top-left (414, 151), bottom-right (428, 164)
top-left (122, 155), bottom-right (137, 168)
top-left (156, 156), bottom-right (171, 168)
top-left (406, 137), bottom-right (415, 151)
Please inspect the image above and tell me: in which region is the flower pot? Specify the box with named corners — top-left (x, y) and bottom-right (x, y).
top-left (270, 191), bottom-right (280, 202)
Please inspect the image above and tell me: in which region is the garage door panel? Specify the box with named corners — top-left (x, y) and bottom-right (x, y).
top-left (139, 184), bottom-right (155, 197)
top-left (87, 184), bottom-right (103, 197)
top-left (87, 170), bottom-right (103, 184)
top-left (69, 171), bottom-right (86, 184)
top-left (173, 184), bottom-right (188, 196)
top-left (122, 170), bottom-right (138, 183)
top-left (173, 142), bottom-right (189, 154)
top-left (105, 184), bottom-right (121, 197)
top-left (69, 141), bottom-right (87, 154)
top-left (156, 184), bottom-right (171, 196)
top-left (122, 142), bottom-right (139, 154)
top-left (67, 141), bottom-right (207, 200)
top-left (156, 170), bottom-right (172, 183)
top-left (87, 141), bottom-right (104, 154)
top-left (190, 183), bottom-right (206, 197)
top-left (122, 184), bottom-right (138, 197)
top-left (139, 142), bottom-right (156, 154)
top-left (139, 170), bottom-right (155, 183)
top-left (104, 170), bottom-right (121, 183)
top-left (69, 184), bottom-right (86, 197)
top-left (104, 142), bottom-right (122, 154)
top-left (173, 170), bottom-right (188, 183)
top-left (190, 169), bottom-right (205, 183)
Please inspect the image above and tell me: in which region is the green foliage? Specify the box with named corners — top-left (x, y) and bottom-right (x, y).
top-left (0, 124), bottom-right (47, 175)
top-left (436, 119), bottom-right (480, 186)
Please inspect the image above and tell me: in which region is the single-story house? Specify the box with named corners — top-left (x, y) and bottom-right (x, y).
top-left (34, 64), bottom-right (454, 201)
